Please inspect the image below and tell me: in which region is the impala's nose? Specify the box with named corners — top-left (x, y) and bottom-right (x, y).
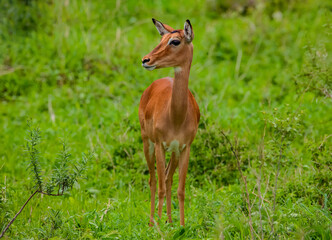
top-left (142, 58), bottom-right (150, 64)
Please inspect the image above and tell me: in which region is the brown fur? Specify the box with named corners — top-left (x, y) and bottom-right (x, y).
top-left (139, 19), bottom-right (200, 226)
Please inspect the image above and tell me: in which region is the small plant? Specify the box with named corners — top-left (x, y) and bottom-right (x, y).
top-left (306, 135), bottom-right (332, 210)
top-left (191, 121), bottom-right (240, 186)
top-left (262, 105), bottom-right (304, 235)
top-left (294, 44), bottom-right (331, 99)
top-left (0, 120), bottom-right (92, 238)
top-left (220, 131), bottom-right (254, 239)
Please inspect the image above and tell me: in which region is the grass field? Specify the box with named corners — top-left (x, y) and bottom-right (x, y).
top-left (0, 0), bottom-right (331, 239)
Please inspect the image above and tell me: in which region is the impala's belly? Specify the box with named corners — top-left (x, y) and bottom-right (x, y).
top-left (148, 139), bottom-right (186, 158)
top-left (163, 140), bottom-right (186, 157)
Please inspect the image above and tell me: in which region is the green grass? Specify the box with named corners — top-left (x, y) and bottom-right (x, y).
top-left (0, 0), bottom-right (331, 239)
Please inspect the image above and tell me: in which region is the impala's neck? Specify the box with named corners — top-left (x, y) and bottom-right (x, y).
top-left (170, 59), bottom-right (192, 126)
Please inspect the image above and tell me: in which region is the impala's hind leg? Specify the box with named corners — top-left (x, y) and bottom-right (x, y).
top-left (178, 146), bottom-right (190, 226)
top-left (165, 152), bottom-right (179, 224)
top-left (143, 138), bottom-right (156, 226)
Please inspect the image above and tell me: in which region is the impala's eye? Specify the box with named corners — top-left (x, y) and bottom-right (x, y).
top-left (170, 40), bottom-right (181, 46)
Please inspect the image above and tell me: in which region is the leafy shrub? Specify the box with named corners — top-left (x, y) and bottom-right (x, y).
top-left (295, 44), bottom-right (331, 99)
top-left (190, 120), bottom-right (241, 186)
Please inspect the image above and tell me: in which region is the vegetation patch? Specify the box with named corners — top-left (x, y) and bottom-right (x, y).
top-left (0, 0), bottom-right (331, 239)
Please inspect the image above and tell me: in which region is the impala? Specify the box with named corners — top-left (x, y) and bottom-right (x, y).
top-left (139, 18), bottom-right (200, 226)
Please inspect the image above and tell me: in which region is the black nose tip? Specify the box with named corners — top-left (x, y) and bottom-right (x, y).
top-left (142, 58), bottom-right (150, 64)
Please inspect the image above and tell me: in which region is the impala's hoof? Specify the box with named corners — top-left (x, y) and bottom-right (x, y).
top-left (149, 218), bottom-right (155, 227)
top-left (165, 219), bottom-right (174, 227)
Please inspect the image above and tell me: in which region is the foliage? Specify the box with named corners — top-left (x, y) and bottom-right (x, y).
top-left (295, 44), bottom-right (332, 98)
top-left (26, 121), bottom-right (43, 191)
top-left (0, 0), bottom-right (331, 239)
top-left (25, 121), bottom-right (91, 196)
top-left (0, 121), bottom-right (90, 238)
top-left (191, 120), bottom-right (240, 186)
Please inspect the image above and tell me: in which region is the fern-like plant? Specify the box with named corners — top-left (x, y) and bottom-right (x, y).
top-left (0, 120), bottom-right (92, 238)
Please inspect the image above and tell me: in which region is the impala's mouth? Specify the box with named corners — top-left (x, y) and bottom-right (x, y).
top-left (142, 63), bottom-right (156, 71)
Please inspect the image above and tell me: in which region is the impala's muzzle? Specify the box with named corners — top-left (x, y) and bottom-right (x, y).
top-left (142, 58), bottom-right (150, 64)
top-left (142, 56), bottom-right (156, 71)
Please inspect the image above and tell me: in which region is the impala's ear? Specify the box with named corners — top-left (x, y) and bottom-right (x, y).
top-left (184, 19), bottom-right (194, 43)
top-left (152, 18), bottom-right (174, 36)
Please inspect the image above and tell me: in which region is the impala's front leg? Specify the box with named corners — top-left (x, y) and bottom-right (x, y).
top-left (142, 138), bottom-right (156, 226)
top-left (155, 143), bottom-right (166, 222)
top-left (178, 146), bottom-right (190, 226)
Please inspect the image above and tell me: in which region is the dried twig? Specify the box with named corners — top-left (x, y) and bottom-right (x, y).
top-left (251, 191), bottom-right (271, 204)
top-left (100, 198), bottom-right (111, 222)
top-left (220, 131), bottom-right (254, 239)
top-left (0, 189), bottom-right (69, 238)
top-left (258, 121), bottom-right (266, 239)
top-left (48, 95), bottom-right (56, 124)
top-left (0, 190), bottom-right (38, 238)
top-left (0, 66), bottom-right (24, 77)
top-left (39, 191), bottom-right (64, 196)
top-left (271, 138), bottom-right (283, 235)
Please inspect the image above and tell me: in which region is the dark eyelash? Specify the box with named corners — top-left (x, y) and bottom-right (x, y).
top-left (170, 40), bottom-right (180, 46)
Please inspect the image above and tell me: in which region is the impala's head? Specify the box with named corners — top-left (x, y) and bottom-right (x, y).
top-left (142, 18), bottom-right (194, 71)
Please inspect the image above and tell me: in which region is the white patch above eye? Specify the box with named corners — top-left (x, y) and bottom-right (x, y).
top-left (168, 38), bottom-right (181, 46)
top-left (167, 38), bottom-right (174, 45)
